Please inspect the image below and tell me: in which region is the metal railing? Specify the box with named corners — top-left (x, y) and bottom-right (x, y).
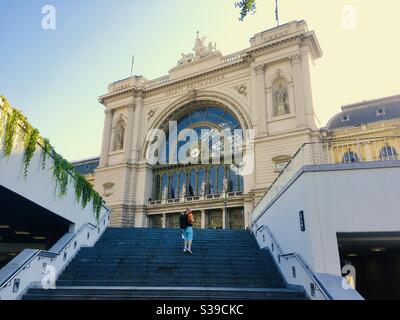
top-left (0, 218), bottom-right (107, 292)
top-left (252, 136), bottom-right (400, 223)
top-left (259, 225), bottom-right (332, 300)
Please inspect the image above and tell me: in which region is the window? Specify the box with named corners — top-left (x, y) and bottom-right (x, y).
top-left (376, 108), bottom-right (386, 116)
top-left (341, 115), bottom-right (350, 123)
top-left (380, 145), bottom-right (398, 160)
top-left (343, 151), bottom-right (359, 163)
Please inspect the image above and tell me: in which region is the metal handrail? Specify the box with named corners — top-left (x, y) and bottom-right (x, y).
top-left (0, 216), bottom-right (107, 292)
top-left (261, 225), bottom-right (332, 300)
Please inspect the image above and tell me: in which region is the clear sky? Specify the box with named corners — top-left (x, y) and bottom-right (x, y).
top-left (1, 0), bottom-right (399, 160)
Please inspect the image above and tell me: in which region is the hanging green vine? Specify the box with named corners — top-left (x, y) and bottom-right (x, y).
top-left (23, 128), bottom-right (40, 177)
top-left (0, 96), bottom-right (104, 222)
top-left (40, 137), bottom-right (52, 170)
top-left (5, 109), bottom-right (24, 157)
top-left (52, 153), bottom-right (75, 198)
top-left (0, 96), bottom-right (11, 139)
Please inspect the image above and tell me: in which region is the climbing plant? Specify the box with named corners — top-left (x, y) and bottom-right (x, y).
top-left (23, 127), bottom-right (40, 177)
top-left (0, 96), bottom-right (104, 221)
top-left (40, 137), bottom-right (52, 170)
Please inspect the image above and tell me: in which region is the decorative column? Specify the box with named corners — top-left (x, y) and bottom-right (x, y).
top-left (131, 90), bottom-right (144, 162)
top-left (99, 108), bottom-right (114, 168)
top-left (252, 64), bottom-right (268, 135)
top-left (124, 101), bottom-right (136, 162)
top-left (290, 54), bottom-right (307, 127)
top-left (162, 213), bottom-right (167, 228)
top-left (201, 210), bottom-right (206, 229)
top-left (364, 142), bottom-right (373, 161)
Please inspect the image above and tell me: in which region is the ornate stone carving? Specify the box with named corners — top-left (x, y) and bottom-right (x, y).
top-left (148, 110), bottom-right (156, 121)
top-left (102, 182), bottom-right (115, 197)
top-left (127, 102), bottom-right (136, 112)
top-left (234, 85), bottom-right (247, 98)
top-left (254, 64), bottom-right (265, 75)
top-left (290, 54), bottom-right (302, 65)
top-left (187, 89), bottom-right (198, 100)
top-left (177, 31), bottom-right (218, 66)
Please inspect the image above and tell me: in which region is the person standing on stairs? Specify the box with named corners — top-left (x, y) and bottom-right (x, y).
top-left (180, 208), bottom-right (194, 255)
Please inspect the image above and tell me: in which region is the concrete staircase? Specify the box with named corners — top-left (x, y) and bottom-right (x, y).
top-left (22, 228), bottom-right (307, 300)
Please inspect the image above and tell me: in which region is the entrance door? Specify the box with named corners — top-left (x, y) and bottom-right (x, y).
top-left (228, 208), bottom-right (245, 229)
top-left (148, 215), bottom-right (163, 228)
top-left (206, 210), bottom-right (223, 229)
top-left (167, 213), bottom-right (181, 228)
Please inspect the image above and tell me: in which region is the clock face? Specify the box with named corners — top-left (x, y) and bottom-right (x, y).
top-left (191, 147), bottom-right (200, 159)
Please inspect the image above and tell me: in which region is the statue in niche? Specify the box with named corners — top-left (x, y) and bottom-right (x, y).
top-left (274, 84), bottom-right (289, 116)
top-left (181, 182), bottom-right (187, 198)
top-left (114, 121), bottom-right (125, 151)
top-left (162, 185), bottom-right (168, 200)
top-left (222, 177), bottom-right (229, 193)
top-left (201, 180), bottom-right (207, 195)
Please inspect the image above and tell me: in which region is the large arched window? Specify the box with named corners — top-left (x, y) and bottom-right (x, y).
top-left (150, 103), bottom-right (245, 201)
top-left (160, 105), bottom-right (243, 165)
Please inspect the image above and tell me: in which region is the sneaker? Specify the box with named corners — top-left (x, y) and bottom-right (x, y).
top-left (183, 249), bottom-right (187, 253)
top-left (187, 249), bottom-right (193, 255)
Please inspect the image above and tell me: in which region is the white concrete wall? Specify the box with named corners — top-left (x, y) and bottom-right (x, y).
top-left (0, 143), bottom-right (106, 231)
top-left (253, 163), bottom-right (400, 278)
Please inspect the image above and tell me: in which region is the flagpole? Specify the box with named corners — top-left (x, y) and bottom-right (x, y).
top-left (130, 55), bottom-right (135, 77)
top-left (275, 0), bottom-right (280, 27)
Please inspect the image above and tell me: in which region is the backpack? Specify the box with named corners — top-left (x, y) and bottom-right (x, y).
top-left (179, 214), bottom-right (189, 229)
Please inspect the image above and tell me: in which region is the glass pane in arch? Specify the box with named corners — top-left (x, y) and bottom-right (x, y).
top-left (177, 115), bottom-right (191, 132)
top-left (229, 168), bottom-right (239, 192)
top-left (217, 165), bottom-right (225, 193)
top-left (206, 107), bottom-right (225, 124)
top-left (208, 166), bottom-right (217, 194)
top-left (170, 173), bottom-right (179, 199)
top-left (197, 168), bottom-right (205, 195)
top-left (190, 109), bottom-right (206, 124)
top-left (154, 175), bottom-right (161, 200)
top-left (238, 174), bottom-right (244, 192)
top-left (189, 169), bottom-right (197, 196)
top-left (222, 112), bottom-right (240, 129)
